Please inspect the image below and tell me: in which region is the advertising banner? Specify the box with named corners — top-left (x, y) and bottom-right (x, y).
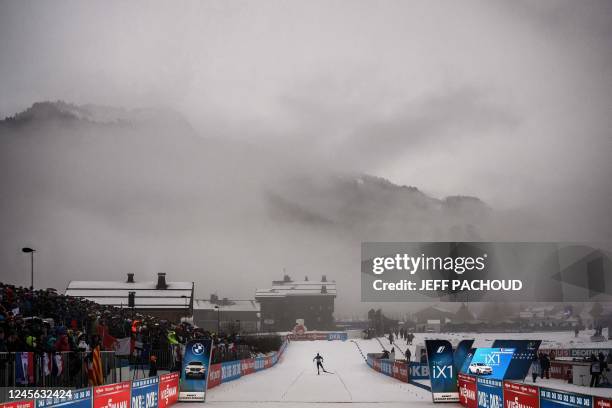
top-left (425, 339), bottom-right (459, 403)
top-left (207, 364), bottom-right (222, 389)
top-left (549, 361), bottom-right (572, 380)
top-left (539, 387), bottom-right (592, 408)
top-left (1, 401), bottom-right (34, 408)
top-left (158, 372), bottom-right (179, 408)
top-left (492, 340), bottom-right (541, 380)
top-left (458, 373), bottom-right (477, 408)
top-left (464, 348), bottom-right (515, 380)
top-left (264, 356), bottom-right (273, 369)
top-left (379, 359), bottom-right (393, 376)
top-left (327, 333), bottom-right (348, 341)
top-left (476, 378), bottom-right (503, 408)
top-left (503, 382), bottom-right (539, 408)
top-left (179, 339), bottom-right (213, 402)
top-left (392, 361), bottom-right (409, 382)
top-left (254, 357), bottom-right (265, 371)
top-left (455, 340), bottom-right (475, 373)
top-left (241, 358), bottom-right (256, 376)
top-left (594, 397), bottom-right (612, 408)
top-left (409, 362), bottom-right (429, 380)
top-left (131, 376), bottom-right (159, 408)
top-left (36, 388), bottom-right (92, 408)
top-left (221, 361), bottom-right (241, 382)
top-left (94, 381), bottom-right (131, 408)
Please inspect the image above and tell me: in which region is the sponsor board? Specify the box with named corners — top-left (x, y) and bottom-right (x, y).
top-left (1, 402), bottom-right (34, 408)
top-left (503, 381), bottom-right (539, 408)
top-left (158, 373), bottom-right (179, 408)
top-left (221, 361), bottom-right (241, 382)
top-left (288, 332), bottom-right (348, 341)
top-left (539, 387), bottom-right (592, 408)
top-left (131, 376), bottom-right (158, 408)
top-left (409, 362), bottom-right (429, 379)
top-left (492, 340), bottom-right (541, 380)
top-left (93, 381), bottom-right (131, 408)
top-left (36, 388), bottom-right (92, 408)
top-left (179, 339), bottom-right (213, 402)
top-left (594, 397), bottom-right (612, 408)
top-left (476, 378), bottom-right (503, 408)
top-left (539, 348), bottom-right (611, 359)
top-left (241, 358), bottom-right (256, 376)
top-left (264, 356), bottom-right (273, 369)
top-left (392, 361), bottom-right (409, 382)
top-left (426, 340), bottom-right (459, 403)
top-left (458, 373), bottom-right (477, 408)
top-left (207, 364), bottom-right (222, 389)
top-left (465, 348), bottom-right (515, 380)
top-left (549, 362), bottom-right (572, 380)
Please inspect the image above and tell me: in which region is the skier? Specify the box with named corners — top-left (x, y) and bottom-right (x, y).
top-left (313, 352), bottom-right (327, 375)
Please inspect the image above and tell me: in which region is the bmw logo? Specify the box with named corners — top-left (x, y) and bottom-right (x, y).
top-left (192, 343), bottom-right (204, 355)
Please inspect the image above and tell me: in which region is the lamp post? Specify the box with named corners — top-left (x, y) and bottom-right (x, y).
top-left (214, 305), bottom-right (220, 333)
top-left (21, 247), bottom-right (35, 290)
top-left (181, 295), bottom-right (189, 321)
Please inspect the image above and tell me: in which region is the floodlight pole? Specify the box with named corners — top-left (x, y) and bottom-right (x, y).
top-left (21, 247), bottom-right (35, 290)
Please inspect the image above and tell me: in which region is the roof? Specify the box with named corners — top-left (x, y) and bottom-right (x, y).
top-left (193, 299), bottom-right (260, 312)
top-left (255, 280), bottom-right (337, 298)
top-left (65, 280), bottom-right (193, 309)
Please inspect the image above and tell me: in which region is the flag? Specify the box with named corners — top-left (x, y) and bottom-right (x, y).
top-left (98, 325), bottom-right (117, 351)
top-left (52, 353), bottom-right (64, 376)
top-left (43, 353), bottom-right (52, 376)
top-left (16, 352), bottom-right (34, 385)
top-left (89, 346), bottom-right (104, 386)
top-left (115, 337), bottom-right (131, 356)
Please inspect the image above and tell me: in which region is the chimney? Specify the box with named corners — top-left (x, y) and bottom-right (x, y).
top-left (304, 275), bottom-right (309, 281)
top-left (321, 285), bottom-right (327, 294)
top-left (283, 274), bottom-right (291, 282)
top-left (127, 273), bottom-right (135, 283)
top-left (156, 273), bottom-right (168, 290)
top-left (321, 275), bottom-right (327, 282)
top-left (210, 294), bottom-right (218, 303)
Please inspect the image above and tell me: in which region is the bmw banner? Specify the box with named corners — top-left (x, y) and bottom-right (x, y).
top-left (425, 339), bottom-right (459, 403)
top-left (179, 339), bottom-right (213, 402)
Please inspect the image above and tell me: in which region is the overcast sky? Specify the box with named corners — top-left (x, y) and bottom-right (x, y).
top-left (1, 0), bottom-right (611, 211)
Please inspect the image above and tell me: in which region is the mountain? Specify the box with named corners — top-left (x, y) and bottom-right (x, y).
top-left (0, 101), bottom-right (497, 313)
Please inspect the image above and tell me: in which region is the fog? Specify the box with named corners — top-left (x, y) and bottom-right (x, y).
top-left (0, 0), bottom-right (611, 316)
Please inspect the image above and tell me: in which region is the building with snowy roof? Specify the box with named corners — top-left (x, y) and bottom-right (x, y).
top-left (65, 272), bottom-right (193, 322)
top-left (193, 295), bottom-right (260, 333)
top-left (255, 275), bottom-right (336, 332)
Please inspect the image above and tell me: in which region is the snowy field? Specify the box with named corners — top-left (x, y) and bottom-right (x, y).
top-left (188, 338), bottom-right (432, 407)
top-left (177, 331), bottom-right (611, 407)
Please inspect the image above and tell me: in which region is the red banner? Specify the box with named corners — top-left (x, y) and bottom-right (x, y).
top-left (241, 358), bottom-right (256, 376)
top-left (549, 361), bottom-right (572, 380)
top-left (458, 373), bottom-right (477, 408)
top-left (94, 381), bottom-right (131, 408)
top-left (158, 372), bottom-right (179, 408)
top-left (264, 356), bottom-right (272, 369)
top-left (207, 363), bottom-right (222, 389)
top-left (0, 401), bottom-right (34, 408)
top-left (392, 361), bottom-right (409, 382)
top-left (503, 381), bottom-right (539, 408)
top-left (372, 359), bottom-right (381, 372)
top-left (595, 397), bottom-right (612, 408)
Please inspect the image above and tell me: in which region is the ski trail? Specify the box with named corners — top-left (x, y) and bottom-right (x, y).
top-left (281, 369), bottom-right (305, 400)
top-left (334, 371), bottom-right (353, 402)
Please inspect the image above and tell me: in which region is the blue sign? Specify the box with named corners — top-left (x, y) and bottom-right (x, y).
top-left (36, 388), bottom-right (92, 408)
top-left (327, 332), bottom-right (348, 341)
top-left (379, 360), bottom-right (393, 376)
top-left (425, 339), bottom-right (459, 403)
top-left (454, 340), bottom-right (475, 372)
top-left (254, 357), bottom-right (265, 371)
top-left (221, 361), bottom-right (241, 382)
top-left (477, 377), bottom-right (503, 408)
top-left (539, 387), bottom-right (593, 408)
top-left (131, 376), bottom-right (159, 408)
top-left (464, 348), bottom-right (514, 380)
top-left (179, 339), bottom-right (213, 402)
top-left (408, 362), bottom-right (429, 379)
top-left (491, 340), bottom-right (541, 380)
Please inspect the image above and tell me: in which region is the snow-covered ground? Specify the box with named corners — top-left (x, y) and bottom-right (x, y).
top-left (177, 331), bottom-right (610, 407)
top-left (189, 338), bottom-right (432, 407)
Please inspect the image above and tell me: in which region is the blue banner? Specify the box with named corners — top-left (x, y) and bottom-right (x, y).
top-left (221, 361), bottom-right (241, 382)
top-left (491, 340), bottom-right (541, 380)
top-left (454, 340), bottom-right (475, 373)
top-left (327, 332), bottom-right (348, 341)
top-left (465, 348), bottom-right (515, 380)
top-left (539, 387), bottom-right (593, 408)
top-left (36, 388), bottom-right (92, 408)
top-left (131, 376), bottom-right (158, 408)
top-left (179, 339), bottom-right (213, 402)
top-left (425, 339), bottom-right (459, 403)
top-left (408, 362), bottom-right (429, 379)
top-left (476, 377), bottom-right (503, 408)
top-left (254, 357), bottom-right (265, 371)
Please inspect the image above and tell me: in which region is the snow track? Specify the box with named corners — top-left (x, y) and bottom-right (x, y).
top-left (192, 339), bottom-right (431, 407)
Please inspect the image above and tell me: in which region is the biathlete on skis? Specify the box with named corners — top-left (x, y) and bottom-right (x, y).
top-left (313, 352), bottom-right (329, 374)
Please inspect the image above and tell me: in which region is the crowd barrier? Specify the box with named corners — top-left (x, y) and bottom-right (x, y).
top-left (287, 332), bottom-right (348, 341)
top-left (457, 374), bottom-right (612, 408)
top-left (1, 339), bottom-right (289, 408)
